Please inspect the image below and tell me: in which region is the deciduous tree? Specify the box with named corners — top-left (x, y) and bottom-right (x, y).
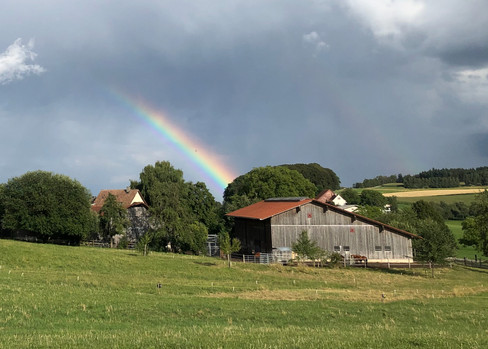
top-left (292, 231), bottom-right (325, 266)
top-left (0, 171), bottom-right (93, 244)
top-left (219, 231), bottom-right (241, 268)
top-left (99, 193), bottom-right (129, 248)
top-left (461, 190), bottom-right (488, 256)
top-left (223, 166), bottom-right (316, 212)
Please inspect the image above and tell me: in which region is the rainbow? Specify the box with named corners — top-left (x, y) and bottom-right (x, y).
top-left (110, 90), bottom-right (237, 192)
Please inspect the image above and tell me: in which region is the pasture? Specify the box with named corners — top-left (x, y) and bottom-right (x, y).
top-left (1, 240), bottom-right (488, 348)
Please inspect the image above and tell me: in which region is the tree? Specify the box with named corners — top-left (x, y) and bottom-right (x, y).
top-left (280, 163), bottom-right (341, 193)
top-left (132, 161), bottom-right (193, 252)
top-left (360, 190), bottom-right (387, 207)
top-left (292, 231), bottom-right (324, 266)
top-left (461, 190), bottom-right (488, 256)
top-left (412, 200), bottom-right (444, 224)
top-left (137, 232), bottom-right (152, 256)
top-left (356, 205), bottom-right (384, 220)
top-left (0, 171), bottom-right (93, 244)
top-left (99, 193), bottom-right (129, 248)
top-left (223, 166), bottom-right (317, 212)
top-left (219, 231), bottom-right (241, 268)
top-left (132, 161), bottom-right (224, 253)
top-left (340, 188), bottom-right (360, 204)
top-left (412, 219), bottom-right (457, 277)
top-left (181, 221), bottom-right (208, 255)
top-left (375, 206), bottom-right (457, 277)
top-left (186, 181), bottom-right (223, 235)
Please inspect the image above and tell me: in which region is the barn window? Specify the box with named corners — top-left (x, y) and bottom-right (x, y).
top-left (384, 246), bottom-right (392, 252)
top-left (333, 246), bottom-right (340, 252)
top-left (343, 246), bottom-right (350, 251)
top-left (375, 245), bottom-right (382, 251)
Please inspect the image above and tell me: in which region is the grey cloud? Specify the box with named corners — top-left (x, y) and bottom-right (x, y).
top-left (0, 1), bottom-right (487, 197)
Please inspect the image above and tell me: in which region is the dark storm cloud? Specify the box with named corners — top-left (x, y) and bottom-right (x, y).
top-left (0, 1), bottom-right (487, 198)
top-left (437, 45), bottom-right (488, 68)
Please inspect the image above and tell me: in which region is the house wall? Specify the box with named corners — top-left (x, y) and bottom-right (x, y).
top-left (269, 202), bottom-right (413, 262)
top-left (126, 206), bottom-right (151, 241)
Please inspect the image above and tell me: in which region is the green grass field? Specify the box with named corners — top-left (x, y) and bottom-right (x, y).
top-left (397, 193), bottom-right (479, 205)
top-left (1, 240), bottom-right (488, 348)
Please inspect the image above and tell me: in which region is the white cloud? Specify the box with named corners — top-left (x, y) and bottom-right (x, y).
top-left (0, 38), bottom-right (45, 84)
top-left (303, 31), bottom-right (329, 52)
top-left (451, 66), bottom-right (488, 105)
top-left (344, 0), bottom-right (424, 35)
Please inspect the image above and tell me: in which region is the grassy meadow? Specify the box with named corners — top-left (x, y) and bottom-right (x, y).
top-left (1, 239), bottom-right (488, 348)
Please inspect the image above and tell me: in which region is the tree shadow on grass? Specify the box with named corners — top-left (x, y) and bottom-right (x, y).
top-left (193, 261), bottom-right (218, 267)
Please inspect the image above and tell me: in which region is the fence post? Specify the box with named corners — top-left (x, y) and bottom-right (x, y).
top-left (242, 255), bottom-right (245, 263)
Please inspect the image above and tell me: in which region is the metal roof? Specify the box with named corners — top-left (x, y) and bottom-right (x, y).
top-left (226, 198), bottom-right (312, 220)
top-left (226, 198), bottom-right (419, 239)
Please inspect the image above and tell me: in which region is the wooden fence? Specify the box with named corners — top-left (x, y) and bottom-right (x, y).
top-left (450, 257), bottom-right (488, 269)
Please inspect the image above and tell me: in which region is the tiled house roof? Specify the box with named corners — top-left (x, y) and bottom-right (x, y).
top-left (91, 189), bottom-right (149, 213)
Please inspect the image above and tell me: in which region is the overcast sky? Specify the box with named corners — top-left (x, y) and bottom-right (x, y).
top-left (1, 0), bottom-right (487, 199)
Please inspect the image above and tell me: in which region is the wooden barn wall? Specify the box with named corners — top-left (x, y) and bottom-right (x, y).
top-left (233, 218), bottom-right (271, 254)
top-left (270, 202), bottom-right (412, 260)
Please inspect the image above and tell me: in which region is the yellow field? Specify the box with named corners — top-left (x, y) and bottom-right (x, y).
top-left (383, 188), bottom-right (487, 198)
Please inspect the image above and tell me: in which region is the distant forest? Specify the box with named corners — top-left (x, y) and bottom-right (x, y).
top-left (354, 167), bottom-right (488, 189)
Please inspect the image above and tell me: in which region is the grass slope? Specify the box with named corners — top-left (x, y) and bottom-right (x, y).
top-left (1, 240), bottom-right (488, 348)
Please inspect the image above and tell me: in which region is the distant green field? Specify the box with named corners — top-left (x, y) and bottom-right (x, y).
top-left (1, 240), bottom-right (488, 348)
top-left (397, 193), bottom-right (479, 205)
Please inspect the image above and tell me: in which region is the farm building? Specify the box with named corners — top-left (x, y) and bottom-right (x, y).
top-left (92, 188), bottom-right (151, 241)
top-left (226, 197), bottom-right (417, 263)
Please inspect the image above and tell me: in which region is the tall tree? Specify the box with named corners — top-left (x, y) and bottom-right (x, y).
top-left (99, 193), bottom-right (129, 248)
top-left (461, 190), bottom-right (488, 256)
top-left (412, 219), bottom-right (457, 277)
top-left (223, 166), bottom-right (317, 212)
top-left (132, 161), bottom-right (192, 252)
top-left (186, 181), bottom-right (223, 235)
top-left (360, 189), bottom-right (387, 207)
top-left (132, 161), bottom-right (224, 253)
top-left (0, 171), bottom-right (94, 244)
top-left (280, 163), bottom-right (340, 192)
top-left (340, 188), bottom-right (360, 204)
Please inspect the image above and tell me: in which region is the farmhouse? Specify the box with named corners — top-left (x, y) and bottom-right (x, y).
top-left (92, 188), bottom-right (150, 241)
top-left (226, 197), bottom-right (417, 262)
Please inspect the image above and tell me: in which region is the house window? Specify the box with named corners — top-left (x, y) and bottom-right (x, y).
top-left (333, 246), bottom-right (340, 252)
top-left (384, 246), bottom-right (392, 252)
top-left (343, 246), bottom-right (350, 252)
top-left (375, 245), bottom-right (382, 252)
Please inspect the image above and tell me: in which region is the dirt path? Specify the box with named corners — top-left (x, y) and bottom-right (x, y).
top-left (383, 189), bottom-right (487, 198)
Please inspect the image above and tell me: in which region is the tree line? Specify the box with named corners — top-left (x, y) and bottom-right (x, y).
top-left (354, 167), bottom-right (488, 189)
top-left (0, 162), bottom-right (339, 254)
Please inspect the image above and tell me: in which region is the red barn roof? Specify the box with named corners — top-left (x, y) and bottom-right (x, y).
top-left (226, 198), bottom-right (312, 220)
top-left (226, 197), bottom-right (418, 239)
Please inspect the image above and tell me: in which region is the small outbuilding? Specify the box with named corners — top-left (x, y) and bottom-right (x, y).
top-left (226, 197), bottom-right (417, 263)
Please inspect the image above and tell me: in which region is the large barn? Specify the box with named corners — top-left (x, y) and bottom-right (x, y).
top-left (226, 198), bottom-right (417, 262)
